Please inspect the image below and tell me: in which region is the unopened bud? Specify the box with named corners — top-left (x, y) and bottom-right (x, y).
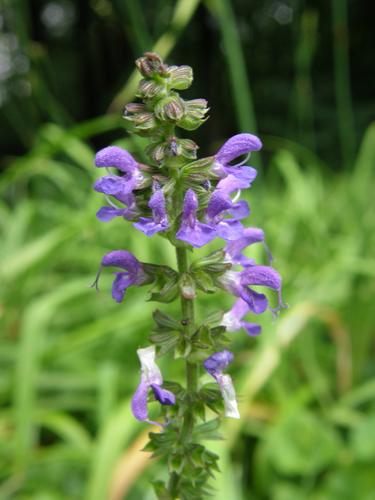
top-left (146, 141), bottom-right (169, 164)
top-left (123, 103), bottom-right (146, 115)
top-left (154, 94), bottom-right (185, 121)
top-left (135, 52), bottom-right (169, 77)
top-left (136, 79), bottom-right (166, 99)
top-left (176, 139), bottom-right (199, 159)
top-left (131, 112), bottom-right (158, 131)
top-left (176, 99), bottom-right (208, 130)
top-left (168, 65), bottom-right (193, 90)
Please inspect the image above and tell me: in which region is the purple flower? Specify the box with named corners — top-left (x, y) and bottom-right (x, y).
top-left (219, 265), bottom-right (283, 314)
top-left (224, 227), bottom-right (265, 267)
top-left (204, 350), bottom-right (240, 419)
top-left (94, 146), bottom-right (146, 201)
top-left (133, 188), bottom-right (169, 236)
top-left (132, 346), bottom-right (175, 426)
top-left (93, 250), bottom-right (148, 303)
top-left (205, 189), bottom-right (249, 241)
top-left (211, 133), bottom-right (261, 189)
top-left (222, 299), bottom-right (261, 336)
top-left (176, 189), bottom-right (216, 247)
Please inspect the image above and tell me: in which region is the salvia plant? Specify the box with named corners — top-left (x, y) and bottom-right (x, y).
top-left (92, 52), bottom-right (285, 499)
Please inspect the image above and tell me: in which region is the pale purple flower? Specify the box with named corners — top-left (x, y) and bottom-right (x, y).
top-left (93, 250), bottom-right (148, 303)
top-left (211, 133), bottom-right (261, 189)
top-left (205, 189), bottom-right (249, 241)
top-left (94, 146), bottom-right (146, 201)
top-left (133, 189), bottom-right (169, 236)
top-left (221, 298), bottom-right (261, 336)
top-left (176, 189), bottom-right (216, 247)
top-left (219, 265), bottom-right (283, 314)
top-left (132, 346), bottom-right (175, 426)
top-left (224, 227), bottom-right (265, 267)
top-left (204, 350), bottom-right (240, 419)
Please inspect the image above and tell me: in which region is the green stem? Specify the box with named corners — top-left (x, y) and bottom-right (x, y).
top-left (175, 247), bottom-right (199, 444)
top-left (166, 247), bottom-right (199, 496)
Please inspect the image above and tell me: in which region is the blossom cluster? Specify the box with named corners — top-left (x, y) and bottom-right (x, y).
top-left (92, 53), bottom-right (284, 491)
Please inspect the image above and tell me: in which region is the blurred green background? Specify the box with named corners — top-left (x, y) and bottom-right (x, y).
top-left (1, 0), bottom-right (374, 499)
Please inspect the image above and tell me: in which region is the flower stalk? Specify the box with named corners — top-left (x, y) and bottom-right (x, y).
top-left (92, 52), bottom-right (285, 499)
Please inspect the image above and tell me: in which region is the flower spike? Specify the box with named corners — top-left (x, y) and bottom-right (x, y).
top-left (91, 52), bottom-right (285, 495)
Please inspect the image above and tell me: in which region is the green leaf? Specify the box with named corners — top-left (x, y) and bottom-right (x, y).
top-left (152, 480), bottom-right (173, 500)
top-left (152, 309), bottom-right (181, 331)
top-left (193, 418), bottom-right (223, 441)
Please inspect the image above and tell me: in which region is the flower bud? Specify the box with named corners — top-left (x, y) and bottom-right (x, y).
top-left (146, 137), bottom-right (198, 163)
top-left (136, 79), bottom-right (166, 99)
top-left (185, 99), bottom-right (209, 119)
top-left (123, 103), bottom-right (146, 115)
top-left (154, 94), bottom-right (185, 122)
top-left (168, 65), bottom-right (193, 90)
top-left (176, 99), bottom-right (208, 130)
top-left (175, 138), bottom-right (199, 159)
top-left (125, 111), bottom-right (157, 131)
top-left (135, 52), bottom-right (169, 77)
top-left (176, 99), bottom-right (208, 131)
top-left (146, 141), bottom-right (169, 163)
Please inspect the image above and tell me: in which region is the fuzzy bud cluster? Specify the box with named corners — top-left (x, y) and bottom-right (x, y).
top-left (124, 52), bottom-right (208, 164)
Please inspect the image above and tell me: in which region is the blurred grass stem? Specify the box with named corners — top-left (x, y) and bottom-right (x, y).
top-left (332, 0), bottom-right (356, 168)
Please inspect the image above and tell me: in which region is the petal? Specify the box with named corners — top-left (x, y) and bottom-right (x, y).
top-left (182, 188), bottom-right (199, 218)
top-left (96, 206), bottom-right (127, 222)
top-left (151, 384), bottom-right (176, 405)
top-left (176, 222), bottom-right (216, 248)
top-left (137, 346), bottom-right (163, 386)
top-left (95, 146), bottom-right (138, 174)
top-left (216, 133), bottom-right (262, 166)
top-left (206, 190), bottom-right (232, 219)
top-left (133, 218), bottom-right (166, 236)
top-left (229, 298), bottom-right (251, 321)
top-left (239, 288), bottom-right (268, 314)
top-left (240, 266), bottom-right (281, 291)
top-left (149, 189), bottom-right (168, 224)
top-left (131, 379), bottom-right (149, 421)
top-left (229, 200), bottom-right (250, 220)
top-left (101, 250), bottom-right (141, 274)
top-left (203, 350), bottom-right (234, 376)
top-left (216, 374), bottom-right (240, 419)
top-left (241, 322), bottom-right (262, 336)
top-left (94, 176), bottom-right (134, 204)
top-left (224, 165), bottom-right (257, 184)
top-left (225, 227), bottom-right (265, 264)
top-left (216, 174), bottom-right (251, 193)
top-left (222, 299), bottom-right (251, 332)
top-left (111, 272), bottom-right (133, 302)
top-left (215, 220), bottom-right (244, 241)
